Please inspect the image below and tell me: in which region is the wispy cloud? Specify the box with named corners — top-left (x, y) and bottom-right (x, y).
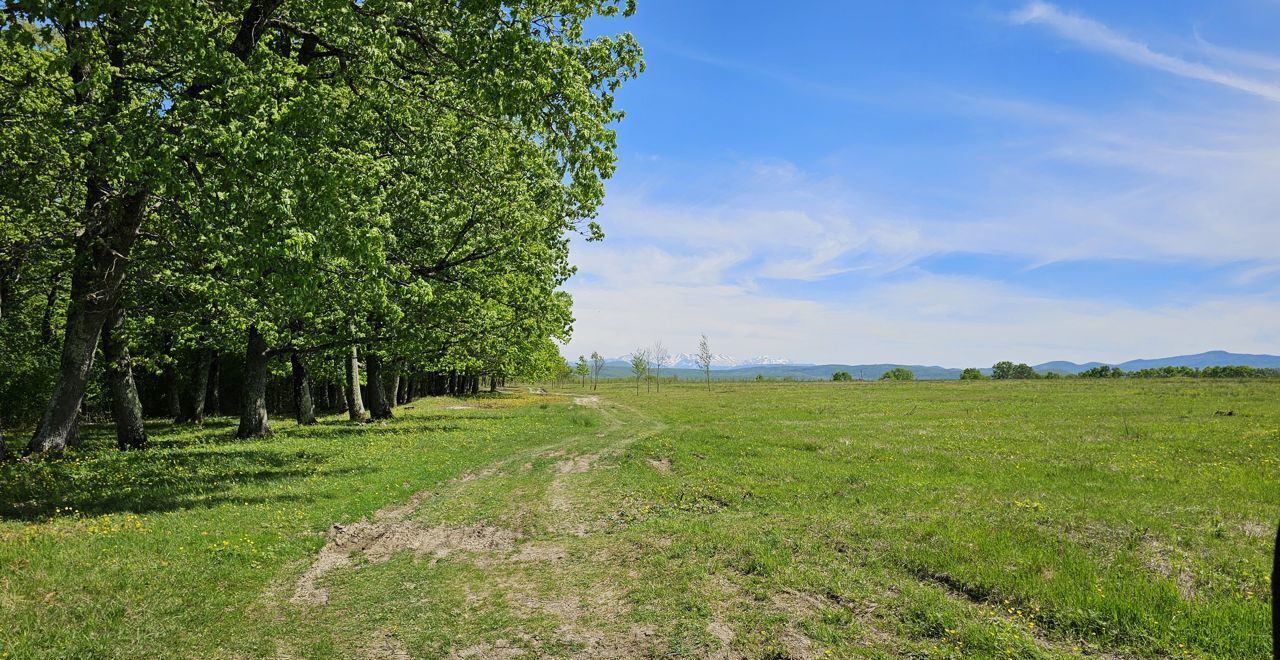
top-left (566, 263), bottom-right (1280, 366)
top-left (1192, 29), bottom-right (1280, 72)
top-left (1011, 1), bottom-right (1280, 103)
top-left (562, 4), bottom-right (1280, 365)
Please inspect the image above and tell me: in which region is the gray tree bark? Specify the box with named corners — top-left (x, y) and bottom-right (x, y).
top-left (101, 307), bottom-right (148, 450)
top-left (345, 343), bottom-right (365, 420)
top-left (163, 357), bottom-right (182, 422)
top-left (236, 325), bottom-right (271, 438)
top-left (28, 190), bottom-right (148, 455)
top-left (365, 353), bottom-right (393, 420)
top-left (291, 352), bottom-right (317, 425)
top-left (181, 348), bottom-right (212, 424)
top-left (207, 352), bottom-right (221, 416)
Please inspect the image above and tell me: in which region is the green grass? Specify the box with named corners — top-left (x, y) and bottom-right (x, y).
top-left (1, 380), bottom-right (1275, 658)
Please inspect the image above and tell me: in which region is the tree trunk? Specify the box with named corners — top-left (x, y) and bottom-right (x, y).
top-left (207, 352), bottom-right (221, 416)
top-left (236, 325), bottom-right (271, 438)
top-left (164, 359), bottom-right (183, 422)
top-left (182, 348), bottom-right (212, 424)
top-left (28, 192), bottom-right (147, 455)
top-left (102, 307), bottom-right (148, 450)
top-left (330, 381), bottom-right (344, 413)
top-left (365, 353), bottom-right (392, 420)
top-left (291, 352), bottom-right (317, 425)
top-left (345, 343), bottom-right (365, 420)
top-left (490, 376), bottom-right (498, 393)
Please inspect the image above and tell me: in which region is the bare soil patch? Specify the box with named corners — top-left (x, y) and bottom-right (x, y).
top-left (291, 491), bottom-right (518, 605)
top-left (554, 453), bottom-right (599, 474)
top-left (511, 542), bottom-right (567, 563)
top-left (359, 629), bottom-right (412, 659)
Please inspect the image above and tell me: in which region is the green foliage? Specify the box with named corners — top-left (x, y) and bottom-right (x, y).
top-left (0, 1), bottom-right (644, 440)
top-left (959, 368), bottom-right (983, 380)
top-left (629, 348), bottom-right (649, 390)
top-left (1080, 365), bottom-right (1125, 378)
top-left (991, 361), bottom-right (1038, 380)
top-left (879, 367), bottom-right (915, 381)
top-left (1081, 364), bottom-right (1277, 379)
top-left (831, 371), bottom-right (853, 382)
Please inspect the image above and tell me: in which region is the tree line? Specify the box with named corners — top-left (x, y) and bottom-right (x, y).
top-left (0, 2), bottom-right (643, 458)
top-left (1076, 365), bottom-right (1278, 379)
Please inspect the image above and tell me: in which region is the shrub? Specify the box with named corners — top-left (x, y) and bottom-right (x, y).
top-left (1079, 365), bottom-right (1124, 378)
top-left (880, 367), bottom-right (915, 381)
top-left (960, 368), bottom-right (983, 380)
top-left (992, 361), bottom-right (1038, 379)
top-left (832, 371), bottom-right (853, 382)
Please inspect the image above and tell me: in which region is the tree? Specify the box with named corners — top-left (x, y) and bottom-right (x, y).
top-left (651, 341), bottom-right (669, 393)
top-left (575, 356), bottom-right (590, 387)
top-left (100, 308), bottom-right (147, 450)
top-left (6, 0), bottom-right (644, 452)
top-left (880, 367), bottom-right (915, 381)
top-left (629, 348), bottom-right (649, 393)
top-left (590, 351), bottom-right (606, 391)
top-left (696, 334), bottom-right (714, 391)
top-left (992, 362), bottom-right (1038, 379)
top-left (1080, 365), bottom-right (1124, 378)
top-left (960, 368), bottom-right (983, 380)
top-left (832, 371), bottom-right (853, 382)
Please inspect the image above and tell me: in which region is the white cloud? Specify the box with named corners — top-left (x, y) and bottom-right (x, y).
top-left (564, 134), bottom-right (1280, 364)
top-left (1011, 1), bottom-right (1280, 103)
top-left (1193, 29), bottom-right (1280, 72)
top-left (565, 269), bottom-right (1280, 366)
top-left (559, 6), bottom-right (1280, 365)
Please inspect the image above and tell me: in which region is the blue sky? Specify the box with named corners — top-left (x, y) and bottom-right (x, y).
top-left (564, 1), bottom-right (1280, 366)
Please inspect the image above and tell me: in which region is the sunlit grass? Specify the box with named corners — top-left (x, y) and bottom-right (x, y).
top-left (1, 380), bottom-right (1274, 658)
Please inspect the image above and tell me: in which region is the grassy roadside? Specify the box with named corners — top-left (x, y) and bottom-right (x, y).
top-left (1, 380), bottom-right (1276, 658)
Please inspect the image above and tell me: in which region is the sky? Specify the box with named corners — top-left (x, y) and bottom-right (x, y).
top-left (563, 0), bottom-right (1280, 367)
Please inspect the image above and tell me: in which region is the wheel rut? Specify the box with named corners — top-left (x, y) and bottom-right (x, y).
top-left (281, 392), bottom-right (666, 658)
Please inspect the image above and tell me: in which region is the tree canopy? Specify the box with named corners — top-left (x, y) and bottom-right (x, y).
top-left (0, 1), bottom-right (643, 456)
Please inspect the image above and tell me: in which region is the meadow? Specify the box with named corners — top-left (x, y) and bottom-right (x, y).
top-left (1, 379), bottom-right (1275, 658)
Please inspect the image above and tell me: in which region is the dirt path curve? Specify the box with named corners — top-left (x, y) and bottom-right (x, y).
top-left (281, 392), bottom-right (670, 659)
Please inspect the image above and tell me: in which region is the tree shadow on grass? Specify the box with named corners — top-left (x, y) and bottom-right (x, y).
top-left (0, 423), bottom-right (372, 521)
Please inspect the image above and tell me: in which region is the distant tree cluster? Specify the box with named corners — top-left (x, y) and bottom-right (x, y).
top-left (991, 361), bottom-right (1039, 379)
top-left (1078, 365), bottom-right (1126, 379)
top-left (1079, 365), bottom-right (1278, 379)
top-left (959, 368), bottom-right (984, 380)
top-left (832, 371), bottom-right (853, 382)
top-left (880, 368), bottom-right (915, 381)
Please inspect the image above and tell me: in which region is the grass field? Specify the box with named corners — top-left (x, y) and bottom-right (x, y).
top-left (1, 380), bottom-right (1275, 658)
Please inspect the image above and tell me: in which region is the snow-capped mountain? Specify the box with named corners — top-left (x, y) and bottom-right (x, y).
top-left (737, 355), bottom-right (794, 366)
top-left (669, 352), bottom-right (737, 369)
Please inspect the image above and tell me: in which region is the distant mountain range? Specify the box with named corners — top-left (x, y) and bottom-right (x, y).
top-left (588, 351), bottom-right (1280, 381)
top-left (604, 353), bottom-right (807, 370)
